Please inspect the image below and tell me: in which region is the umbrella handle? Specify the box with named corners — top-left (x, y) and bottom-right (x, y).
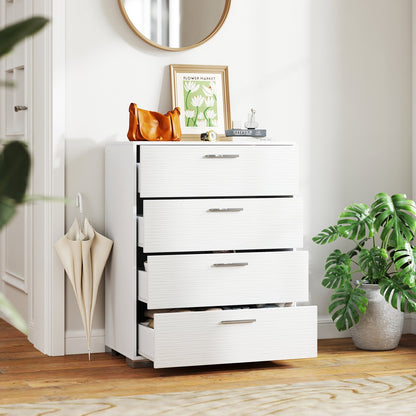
top-left (76, 193), bottom-right (84, 214)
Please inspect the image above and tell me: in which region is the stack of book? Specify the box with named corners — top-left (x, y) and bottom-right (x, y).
top-left (225, 128), bottom-right (267, 138)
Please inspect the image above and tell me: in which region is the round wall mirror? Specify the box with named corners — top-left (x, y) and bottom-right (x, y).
top-left (118, 0), bottom-right (231, 51)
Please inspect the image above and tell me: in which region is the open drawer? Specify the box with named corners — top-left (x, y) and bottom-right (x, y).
top-left (138, 197), bottom-right (303, 253)
top-left (139, 251), bottom-right (309, 309)
top-left (138, 306), bottom-right (317, 368)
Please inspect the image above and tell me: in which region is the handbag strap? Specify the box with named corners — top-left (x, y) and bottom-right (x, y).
top-left (169, 107), bottom-right (181, 140)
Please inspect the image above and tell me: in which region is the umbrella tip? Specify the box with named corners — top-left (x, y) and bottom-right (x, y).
top-left (88, 349), bottom-right (91, 361)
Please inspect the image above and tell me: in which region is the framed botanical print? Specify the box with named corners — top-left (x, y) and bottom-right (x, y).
top-left (170, 64), bottom-right (231, 140)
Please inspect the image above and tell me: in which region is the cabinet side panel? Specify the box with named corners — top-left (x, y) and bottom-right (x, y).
top-left (105, 143), bottom-right (137, 359)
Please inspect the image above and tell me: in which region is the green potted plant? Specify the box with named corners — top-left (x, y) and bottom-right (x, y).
top-left (0, 16), bottom-right (48, 333)
top-left (313, 192), bottom-right (416, 350)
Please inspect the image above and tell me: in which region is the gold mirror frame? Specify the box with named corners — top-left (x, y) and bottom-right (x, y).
top-left (118, 0), bottom-right (231, 52)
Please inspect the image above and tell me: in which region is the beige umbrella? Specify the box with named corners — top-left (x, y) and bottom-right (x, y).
top-left (54, 218), bottom-right (113, 359)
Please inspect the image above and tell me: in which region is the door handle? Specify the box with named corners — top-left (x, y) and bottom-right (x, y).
top-left (14, 105), bottom-right (28, 112)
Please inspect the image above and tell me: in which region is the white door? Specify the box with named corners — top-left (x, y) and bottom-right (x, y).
top-left (0, 0), bottom-right (66, 355)
top-left (0, 0), bottom-right (34, 335)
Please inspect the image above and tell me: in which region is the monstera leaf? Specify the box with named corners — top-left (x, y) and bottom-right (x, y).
top-left (392, 243), bottom-right (416, 288)
top-left (312, 225), bottom-right (340, 245)
top-left (337, 203), bottom-right (374, 241)
top-left (357, 247), bottom-right (388, 283)
top-left (322, 264), bottom-right (352, 289)
top-left (379, 278), bottom-right (416, 312)
top-left (322, 249), bottom-right (352, 289)
top-left (371, 193), bottom-right (416, 248)
top-left (325, 249), bottom-right (351, 270)
top-left (347, 238), bottom-right (370, 258)
top-left (328, 283), bottom-right (368, 331)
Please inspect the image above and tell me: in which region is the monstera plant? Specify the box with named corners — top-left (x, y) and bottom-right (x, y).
top-left (0, 16), bottom-right (48, 332)
top-left (313, 193), bottom-right (416, 332)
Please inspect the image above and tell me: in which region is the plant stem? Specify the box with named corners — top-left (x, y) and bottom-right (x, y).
top-left (354, 279), bottom-right (365, 289)
top-left (185, 90), bottom-right (191, 111)
top-left (193, 107), bottom-right (199, 126)
top-left (203, 107), bottom-right (210, 126)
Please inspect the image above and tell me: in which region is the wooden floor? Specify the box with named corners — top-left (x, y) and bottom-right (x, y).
top-left (1, 319), bottom-right (416, 405)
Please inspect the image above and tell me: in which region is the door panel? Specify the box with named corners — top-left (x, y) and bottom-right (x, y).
top-left (0, 0), bottom-right (32, 326)
top-left (6, 67), bottom-right (26, 135)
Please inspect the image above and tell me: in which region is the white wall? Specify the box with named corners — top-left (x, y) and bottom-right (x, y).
top-left (63, 0), bottom-right (412, 352)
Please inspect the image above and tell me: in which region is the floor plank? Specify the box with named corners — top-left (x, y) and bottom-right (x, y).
top-left (1, 319), bottom-right (416, 404)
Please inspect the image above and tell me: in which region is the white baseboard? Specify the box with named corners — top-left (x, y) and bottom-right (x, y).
top-left (404, 313), bottom-right (416, 334)
top-left (65, 328), bottom-right (105, 355)
top-left (318, 313), bottom-right (416, 339)
top-left (318, 317), bottom-right (348, 339)
top-left (60, 315), bottom-right (416, 355)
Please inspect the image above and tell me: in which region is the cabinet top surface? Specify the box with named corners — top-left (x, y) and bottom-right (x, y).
top-left (107, 140), bottom-right (295, 147)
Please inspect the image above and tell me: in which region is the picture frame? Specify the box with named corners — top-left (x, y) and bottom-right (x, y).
top-left (170, 64), bottom-right (231, 140)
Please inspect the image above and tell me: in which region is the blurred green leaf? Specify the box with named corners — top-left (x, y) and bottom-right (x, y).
top-left (0, 140), bottom-right (31, 203)
top-left (0, 16), bottom-right (49, 57)
top-left (0, 292), bottom-right (27, 334)
top-left (0, 196), bottom-right (17, 230)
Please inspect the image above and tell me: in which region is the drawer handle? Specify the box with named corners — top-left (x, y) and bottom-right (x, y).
top-left (220, 319), bottom-right (256, 325)
top-left (212, 262), bottom-right (248, 267)
top-left (203, 154), bottom-right (239, 159)
top-left (207, 208), bottom-right (243, 212)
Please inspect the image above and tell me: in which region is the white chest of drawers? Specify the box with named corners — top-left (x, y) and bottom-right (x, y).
top-left (105, 141), bottom-right (317, 368)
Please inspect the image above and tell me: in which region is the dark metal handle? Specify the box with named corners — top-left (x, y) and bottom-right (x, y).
top-left (203, 154), bottom-right (239, 159)
top-left (212, 262), bottom-right (248, 267)
top-left (220, 319), bottom-right (256, 324)
top-left (14, 105), bottom-right (28, 112)
top-left (207, 208), bottom-right (243, 213)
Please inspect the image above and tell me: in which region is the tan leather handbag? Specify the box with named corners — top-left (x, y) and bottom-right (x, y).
top-left (127, 103), bottom-right (181, 141)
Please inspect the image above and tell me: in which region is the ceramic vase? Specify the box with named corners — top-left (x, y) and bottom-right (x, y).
top-left (350, 284), bottom-right (404, 351)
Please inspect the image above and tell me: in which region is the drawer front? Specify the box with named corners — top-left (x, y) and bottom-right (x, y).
top-left (138, 145), bottom-right (298, 197)
top-left (139, 251), bottom-right (309, 309)
top-left (139, 197), bottom-right (303, 253)
top-left (139, 306), bottom-right (317, 368)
